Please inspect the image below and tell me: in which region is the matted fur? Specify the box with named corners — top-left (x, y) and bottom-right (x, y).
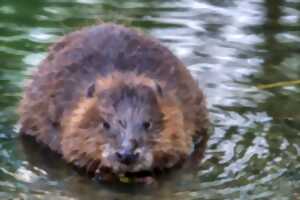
top-left (18, 23), bottom-right (209, 179)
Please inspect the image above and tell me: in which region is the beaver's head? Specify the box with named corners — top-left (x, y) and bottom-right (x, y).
top-left (61, 72), bottom-right (194, 178)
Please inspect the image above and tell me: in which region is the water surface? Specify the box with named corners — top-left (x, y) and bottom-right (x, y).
top-left (0, 0), bottom-right (300, 199)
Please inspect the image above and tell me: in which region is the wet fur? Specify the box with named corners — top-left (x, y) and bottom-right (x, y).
top-left (18, 23), bottom-right (209, 178)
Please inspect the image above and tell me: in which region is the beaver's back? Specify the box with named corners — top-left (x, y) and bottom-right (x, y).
top-left (19, 24), bottom-right (207, 154)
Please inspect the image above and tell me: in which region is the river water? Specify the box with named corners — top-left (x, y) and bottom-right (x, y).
top-left (0, 0), bottom-right (299, 199)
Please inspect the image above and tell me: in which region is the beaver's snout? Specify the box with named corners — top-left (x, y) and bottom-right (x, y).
top-left (116, 137), bottom-right (140, 165)
top-left (115, 150), bottom-right (140, 165)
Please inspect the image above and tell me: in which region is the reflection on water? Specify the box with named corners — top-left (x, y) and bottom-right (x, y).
top-left (0, 0), bottom-right (300, 199)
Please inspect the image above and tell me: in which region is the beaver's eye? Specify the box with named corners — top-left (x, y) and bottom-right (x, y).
top-left (102, 121), bottom-right (110, 130)
top-left (142, 121), bottom-right (152, 131)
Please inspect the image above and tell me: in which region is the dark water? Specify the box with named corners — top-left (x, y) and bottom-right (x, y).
top-left (0, 0), bottom-right (300, 199)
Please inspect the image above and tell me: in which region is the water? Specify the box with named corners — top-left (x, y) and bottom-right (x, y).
top-left (0, 0), bottom-right (300, 199)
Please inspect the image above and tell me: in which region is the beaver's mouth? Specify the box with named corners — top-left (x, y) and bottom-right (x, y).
top-left (118, 170), bottom-right (157, 184)
top-left (94, 166), bottom-right (158, 183)
top-left (123, 170), bottom-right (153, 178)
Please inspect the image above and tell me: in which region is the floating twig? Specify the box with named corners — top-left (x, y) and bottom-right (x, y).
top-left (256, 80), bottom-right (300, 90)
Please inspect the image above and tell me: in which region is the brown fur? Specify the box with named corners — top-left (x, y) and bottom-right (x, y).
top-left (18, 23), bottom-right (209, 179)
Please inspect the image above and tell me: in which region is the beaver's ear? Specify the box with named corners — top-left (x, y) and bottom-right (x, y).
top-left (155, 83), bottom-right (163, 97)
top-left (86, 83), bottom-right (95, 98)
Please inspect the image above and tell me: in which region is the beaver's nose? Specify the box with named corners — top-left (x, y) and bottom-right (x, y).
top-left (115, 151), bottom-right (139, 165)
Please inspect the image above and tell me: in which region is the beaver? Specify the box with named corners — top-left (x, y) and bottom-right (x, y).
top-left (18, 23), bottom-right (209, 182)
